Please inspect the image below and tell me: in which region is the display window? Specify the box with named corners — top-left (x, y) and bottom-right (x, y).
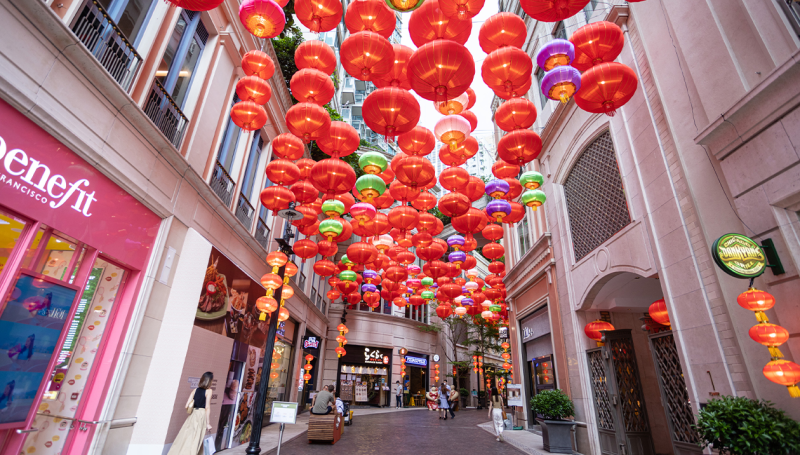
top-left (336, 345), bottom-right (392, 407)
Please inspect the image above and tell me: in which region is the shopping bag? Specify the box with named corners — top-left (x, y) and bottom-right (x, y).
top-left (203, 435), bottom-right (216, 455)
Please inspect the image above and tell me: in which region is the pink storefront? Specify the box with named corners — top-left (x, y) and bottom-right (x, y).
top-left (0, 99), bottom-right (161, 454)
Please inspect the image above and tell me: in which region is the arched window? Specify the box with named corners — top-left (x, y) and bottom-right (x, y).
top-left (563, 131), bottom-right (630, 261)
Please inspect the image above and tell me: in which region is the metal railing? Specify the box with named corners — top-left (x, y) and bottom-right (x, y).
top-left (70, 0), bottom-right (143, 92)
top-left (143, 79), bottom-right (189, 148)
top-left (235, 193), bottom-right (256, 227)
top-left (209, 161), bottom-right (235, 207)
top-left (255, 217), bottom-right (271, 249)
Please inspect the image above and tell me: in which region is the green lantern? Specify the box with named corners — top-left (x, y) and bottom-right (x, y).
top-left (519, 171), bottom-right (544, 190)
top-left (489, 304), bottom-right (502, 312)
top-left (341, 255), bottom-right (353, 266)
top-left (358, 151), bottom-right (388, 174)
top-left (384, 0), bottom-right (425, 13)
top-left (319, 218), bottom-right (343, 241)
top-left (421, 290), bottom-right (435, 300)
top-left (339, 269), bottom-right (357, 282)
top-left (355, 174), bottom-right (387, 202)
top-left (520, 189), bottom-right (546, 211)
top-left (322, 199), bottom-right (345, 218)
top-left (421, 277), bottom-right (434, 287)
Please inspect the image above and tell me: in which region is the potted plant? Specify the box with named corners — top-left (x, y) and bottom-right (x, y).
top-left (459, 388), bottom-right (469, 408)
top-left (530, 389), bottom-right (575, 454)
top-left (695, 396), bottom-right (800, 455)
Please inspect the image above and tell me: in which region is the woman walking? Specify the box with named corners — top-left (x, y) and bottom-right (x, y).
top-left (168, 372), bottom-right (214, 455)
top-left (438, 387), bottom-right (450, 420)
top-left (487, 387), bottom-right (505, 442)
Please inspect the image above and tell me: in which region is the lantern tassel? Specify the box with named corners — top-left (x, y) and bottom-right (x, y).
top-left (755, 311), bottom-right (770, 323)
top-left (769, 347), bottom-right (784, 359)
top-left (788, 385), bottom-right (800, 398)
top-left (596, 341), bottom-right (604, 347)
top-left (259, 312), bottom-right (266, 321)
top-left (560, 92), bottom-right (569, 104)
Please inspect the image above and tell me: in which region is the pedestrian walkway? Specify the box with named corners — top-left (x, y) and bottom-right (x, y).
top-left (477, 421), bottom-right (573, 455)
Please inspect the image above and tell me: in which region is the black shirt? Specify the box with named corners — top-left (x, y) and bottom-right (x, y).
top-left (194, 388), bottom-right (207, 409)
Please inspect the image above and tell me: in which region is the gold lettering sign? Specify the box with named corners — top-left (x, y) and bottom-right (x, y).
top-left (712, 234), bottom-right (766, 279)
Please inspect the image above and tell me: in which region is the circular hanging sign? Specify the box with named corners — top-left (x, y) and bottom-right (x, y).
top-left (711, 233), bottom-right (766, 279)
top-left (433, 354), bottom-right (440, 362)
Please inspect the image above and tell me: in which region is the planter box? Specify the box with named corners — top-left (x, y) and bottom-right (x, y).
top-left (539, 420), bottom-right (575, 454)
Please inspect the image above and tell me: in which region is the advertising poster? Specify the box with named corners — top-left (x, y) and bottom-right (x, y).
top-left (355, 384), bottom-right (368, 402)
top-left (506, 384), bottom-right (523, 407)
top-left (0, 271), bottom-right (78, 425)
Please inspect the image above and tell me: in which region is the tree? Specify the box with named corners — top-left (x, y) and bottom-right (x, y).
top-left (424, 310), bottom-right (470, 391)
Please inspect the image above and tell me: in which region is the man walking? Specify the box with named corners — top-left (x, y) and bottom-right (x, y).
top-left (442, 381), bottom-right (455, 419)
top-left (395, 380), bottom-right (403, 409)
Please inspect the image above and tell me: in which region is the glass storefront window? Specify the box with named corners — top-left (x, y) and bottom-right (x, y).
top-left (0, 209), bottom-right (29, 275)
top-left (263, 339), bottom-right (293, 421)
top-left (21, 227), bottom-right (86, 285)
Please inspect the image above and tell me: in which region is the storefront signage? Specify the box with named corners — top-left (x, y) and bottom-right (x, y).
top-left (522, 326), bottom-right (534, 340)
top-left (712, 233), bottom-right (766, 278)
top-left (404, 355), bottom-right (428, 367)
top-left (499, 327), bottom-right (508, 339)
top-left (364, 347), bottom-right (389, 365)
top-left (303, 337), bottom-right (320, 349)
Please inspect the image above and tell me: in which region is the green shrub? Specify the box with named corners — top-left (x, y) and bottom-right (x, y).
top-left (530, 389), bottom-right (574, 421)
top-left (695, 395), bottom-right (800, 455)
top-left (459, 388), bottom-right (468, 397)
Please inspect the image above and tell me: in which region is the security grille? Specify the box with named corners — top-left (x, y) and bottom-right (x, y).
top-left (609, 337), bottom-right (650, 433)
top-left (588, 349), bottom-right (615, 431)
top-left (564, 131), bottom-right (630, 261)
top-left (650, 333), bottom-right (699, 444)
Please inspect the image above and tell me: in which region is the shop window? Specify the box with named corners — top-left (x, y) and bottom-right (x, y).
top-left (517, 214), bottom-right (531, 257)
top-left (22, 227), bottom-right (86, 285)
top-left (155, 9), bottom-right (208, 109)
top-left (0, 209), bottom-right (30, 276)
top-left (564, 131), bottom-right (630, 261)
top-left (211, 95), bottom-right (242, 207)
top-left (235, 135), bottom-right (263, 227)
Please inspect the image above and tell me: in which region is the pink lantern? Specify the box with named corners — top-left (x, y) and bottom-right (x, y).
top-left (434, 115), bottom-right (471, 151)
top-left (350, 202), bottom-right (377, 226)
top-left (239, 0), bottom-right (286, 39)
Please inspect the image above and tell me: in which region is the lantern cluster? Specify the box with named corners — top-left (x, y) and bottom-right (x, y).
top-left (257, 251), bottom-right (296, 322)
top-left (501, 341), bottom-right (511, 372)
top-left (433, 363), bottom-right (440, 383)
top-left (336, 323), bottom-right (349, 357)
top-left (472, 355), bottom-right (484, 375)
top-left (303, 353), bottom-right (314, 383)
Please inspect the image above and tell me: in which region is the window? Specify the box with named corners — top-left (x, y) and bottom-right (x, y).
top-left (155, 9), bottom-right (208, 108)
top-left (517, 214), bottom-right (531, 257)
top-left (217, 95), bottom-right (242, 172)
top-left (563, 131), bottom-right (631, 261)
top-left (778, 0), bottom-right (800, 38)
top-left (536, 69), bottom-right (548, 109)
top-left (583, 0), bottom-right (597, 23)
top-left (97, 0), bottom-right (155, 46)
top-left (241, 135), bottom-right (263, 199)
top-left (554, 22), bottom-right (567, 40)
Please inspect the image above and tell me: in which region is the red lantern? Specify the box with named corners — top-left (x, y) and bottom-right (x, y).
top-left (408, 0), bottom-right (471, 47)
top-left (345, 0), bottom-right (396, 39)
top-left (438, 0), bottom-right (484, 19)
top-left (436, 304), bottom-right (453, 319)
top-left (463, 176), bottom-right (486, 202)
top-left (333, 216), bottom-right (354, 243)
top-left (316, 121), bottom-right (360, 158)
top-left (492, 161), bottom-right (520, 179)
top-left (165, 0), bottom-right (224, 10)
top-left (295, 0), bottom-right (343, 33)
top-left (309, 159), bottom-right (357, 198)
top-left (347, 242), bottom-right (379, 265)
top-left (394, 156), bottom-right (436, 189)
top-left (575, 62), bottom-right (638, 117)
top-left (462, 254), bottom-right (477, 271)
top-left (439, 166), bottom-right (470, 192)
top-left (290, 181), bottom-right (318, 204)
top-left (374, 44), bottom-right (414, 90)
top-left (363, 88), bottom-right (421, 142)
top-left (290, 68), bottom-right (335, 105)
top-left (458, 110), bottom-right (478, 133)
top-left (465, 87), bottom-right (476, 109)
top-left (438, 147), bottom-right (466, 167)
top-left (482, 47), bottom-right (532, 96)
top-left (495, 98), bottom-right (537, 132)
top-left (520, 0), bottom-right (590, 23)
top-left (762, 360), bottom-right (800, 397)
top-left (482, 243), bottom-right (505, 260)
top-left (483, 223), bottom-right (504, 241)
top-left (272, 133), bottom-right (305, 160)
top-left (504, 201), bottom-right (525, 224)
top-left (502, 178), bottom-right (523, 201)
top-left (318, 240), bottom-right (338, 258)
top-left (737, 288), bottom-right (775, 322)
top-left (408, 40), bottom-right (474, 102)
top-left (295, 40), bottom-right (337, 75)
top-left (648, 299), bottom-right (670, 327)
top-left (239, 0), bottom-right (285, 39)
top-left (266, 159), bottom-right (300, 186)
top-left (286, 102), bottom-right (331, 143)
top-left (449, 136), bottom-right (479, 160)
top-left (479, 12), bottom-right (526, 53)
top-left (236, 75), bottom-right (273, 105)
top-left (492, 76), bottom-right (532, 100)
top-left (498, 129), bottom-right (543, 165)
top-left (570, 21), bottom-right (624, 72)
top-left (293, 239), bottom-right (319, 261)
top-left (388, 205), bottom-right (419, 232)
top-left (230, 101), bottom-right (268, 131)
top-left (335, 346), bottom-right (347, 357)
top-left (292, 205), bottom-right (318, 228)
top-left (749, 323), bottom-right (790, 358)
top-left (314, 259), bottom-right (337, 276)
top-left (411, 192), bottom-right (438, 212)
top-left (389, 182), bottom-right (420, 204)
top-left (584, 320), bottom-right (615, 346)
top-left (452, 208), bottom-right (487, 241)
top-left (242, 50), bottom-right (276, 80)
top-left (260, 186), bottom-right (295, 214)
top-left (488, 261), bottom-right (505, 274)
top-left (296, 158), bottom-right (316, 181)
top-left (341, 31), bottom-right (394, 81)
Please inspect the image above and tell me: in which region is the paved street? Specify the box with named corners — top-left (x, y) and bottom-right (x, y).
top-left (269, 408), bottom-right (524, 455)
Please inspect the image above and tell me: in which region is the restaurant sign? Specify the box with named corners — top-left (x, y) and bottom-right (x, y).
top-left (712, 233), bottom-right (766, 279)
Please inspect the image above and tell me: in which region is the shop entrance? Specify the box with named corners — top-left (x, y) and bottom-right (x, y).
top-left (406, 364), bottom-right (426, 406)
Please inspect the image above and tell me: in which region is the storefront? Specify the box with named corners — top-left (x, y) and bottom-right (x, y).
top-left (0, 99), bottom-right (161, 454)
top-left (298, 332), bottom-right (321, 412)
top-left (336, 345), bottom-right (392, 407)
top-left (519, 306), bottom-right (556, 422)
top-left (403, 351), bottom-right (429, 407)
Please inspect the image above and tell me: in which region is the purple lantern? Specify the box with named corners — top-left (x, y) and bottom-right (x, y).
top-left (363, 270), bottom-right (378, 280)
top-left (485, 179), bottom-right (510, 199)
top-left (447, 235), bottom-right (465, 250)
top-left (449, 250), bottom-right (467, 268)
top-left (486, 199), bottom-right (513, 222)
top-left (542, 66), bottom-right (582, 103)
top-left (462, 297), bottom-right (474, 307)
top-left (362, 283), bottom-right (377, 293)
top-left (536, 39), bottom-right (574, 71)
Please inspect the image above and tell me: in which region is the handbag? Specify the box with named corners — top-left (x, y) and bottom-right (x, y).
top-left (202, 435), bottom-right (215, 455)
top-left (186, 389), bottom-right (195, 415)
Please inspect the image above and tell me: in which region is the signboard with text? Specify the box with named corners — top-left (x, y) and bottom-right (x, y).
top-left (506, 384), bottom-right (523, 407)
top-left (711, 233), bottom-right (766, 278)
top-left (270, 402), bottom-right (298, 424)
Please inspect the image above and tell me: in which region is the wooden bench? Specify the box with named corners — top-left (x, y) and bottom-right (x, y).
top-left (307, 411), bottom-right (342, 445)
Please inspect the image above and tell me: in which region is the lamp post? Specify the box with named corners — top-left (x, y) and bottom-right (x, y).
top-left (246, 205), bottom-right (302, 455)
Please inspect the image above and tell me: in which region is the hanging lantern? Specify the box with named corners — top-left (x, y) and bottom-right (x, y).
top-left (374, 44), bottom-right (414, 90)
top-left (648, 299), bottom-right (670, 327)
top-left (458, 110), bottom-right (478, 133)
top-left (502, 177), bottom-right (523, 200)
top-left (498, 129), bottom-right (543, 165)
top-left (256, 296), bottom-right (279, 314)
top-left (483, 223), bottom-right (504, 241)
top-left (290, 68), bottom-right (335, 105)
top-left (479, 12), bottom-right (526, 53)
top-left (536, 39), bottom-right (574, 71)
top-left (439, 166), bottom-right (471, 192)
top-left (434, 92), bottom-right (470, 116)
top-left (295, 40), bottom-right (337, 75)
top-left (319, 218), bottom-right (344, 241)
top-left (290, 181), bottom-right (318, 204)
top-left (388, 205), bottom-right (420, 232)
top-left (495, 98), bottom-right (537, 132)
top-left (482, 47), bottom-right (533, 97)
top-left (345, 0), bottom-right (396, 38)
top-left (435, 115), bottom-right (471, 151)
top-left (408, 40), bottom-right (474, 102)
top-left (520, 0), bottom-right (590, 23)
top-left (750, 323), bottom-right (790, 359)
top-left (394, 156), bottom-right (436, 188)
top-left (389, 182), bottom-right (420, 204)
top-left (350, 202), bottom-right (377, 226)
top-left (272, 133), bottom-right (305, 160)
top-left (485, 179), bottom-right (510, 199)
top-left (332, 216), bottom-right (354, 243)
top-left (286, 102), bottom-right (331, 143)
top-left (584, 320), bottom-right (615, 346)
top-left (492, 75), bottom-right (532, 100)
top-left (452, 208), bottom-right (488, 242)
top-left (358, 152), bottom-right (389, 175)
top-left (341, 31), bottom-right (394, 81)
top-left (363, 87), bottom-right (421, 142)
top-left (236, 75), bottom-right (273, 105)
top-left (231, 101), bottom-right (268, 131)
top-left (575, 62), bottom-right (638, 116)
top-left (482, 243), bottom-right (505, 260)
top-left (542, 65), bottom-right (582, 103)
top-left (242, 50), bottom-right (276, 80)
top-left (347, 242), bottom-right (379, 265)
top-left (570, 21), bottom-right (624, 72)
top-left (737, 288), bottom-right (775, 322)
top-left (384, 0), bottom-right (424, 12)
top-left (266, 159), bottom-right (301, 186)
top-left (296, 158), bottom-right (316, 180)
top-left (239, 0), bottom-right (286, 38)
top-left (314, 259), bottom-right (337, 277)
top-left (309, 159), bottom-right (357, 198)
top-left (762, 360), bottom-right (800, 398)
top-left (436, 192), bottom-right (470, 219)
top-left (438, 0), bottom-right (484, 18)
top-left (260, 186), bottom-right (295, 214)
top-left (486, 200), bottom-right (512, 222)
top-left (520, 171), bottom-right (544, 189)
top-left (463, 176), bottom-right (486, 202)
top-left (316, 121), bottom-right (360, 158)
top-left (292, 239), bottom-right (319, 262)
top-left (408, 0), bottom-right (471, 47)
top-left (411, 192), bottom-right (438, 212)
top-left (355, 174), bottom-right (387, 202)
top-left (295, 0), bottom-right (343, 33)
top-left (322, 199), bottom-right (346, 218)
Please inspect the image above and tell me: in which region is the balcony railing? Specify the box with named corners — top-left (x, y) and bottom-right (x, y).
top-left (143, 79), bottom-right (189, 148)
top-left (235, 193), bottom-right (255, 227)
top-left (71, 0), bottom-right (143, 92)
top-left (209, 161), bottom-right (235, 207)
top-left (255, 217), bottom-right (271, 249)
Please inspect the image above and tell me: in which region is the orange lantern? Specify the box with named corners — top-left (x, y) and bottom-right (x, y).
top-left (272, 133), bottom-right (305, 160)
top-left (459, 110), bottom-right (478, 133)
top-left (316, 121), bottom-right (361, 158)
top-left (437, 193), bottom-right (471, 219)
top-left (266, 159), bottom-right (301, 186)
top-left (256, 296), bottom-right (279, 313)
top-left (648, 299), bottom-right (670, 327)
top-left (239, 0), bottom-right (286, 39)
top-left (464, 176), bottom-right (486, 202)
top-left (230, 101), bottom-right (268, 131)
top-left (482, 243), bottom-right (505, 260)
top-left (502, 177), bottom-right (523, 200)
top-left (438, 0), bottom-right (484, 19)
top-left (314, 259), bottom-right (337, 276)
top-left (504, 201), bottom-right (525, 224)
top-left (483, 223), bottom-right (504, 241)
top-left (396, 127), bottom-right (436, 159)
top-left (498, 129), bottom-right (543, 165)
top-left (411, 191), bottom-right (437, 212)
top-left (236, 75), bottom-right (273, 105)
top-left (492, 76), bottom-right (532, 100)
top-left (362, 88), bottom-right (421, 142)
top-left (495, 98), bottom-right (537, 132)
top-left (388, 205), bottom-right (420, 232)
top-left (295, 40), bottom-right (337, 75)
top-left (394, 156), bottom-right (436, 189)
top-left (374, 44), bottom-right (414, 90)
top-left (492, 160), bottom-right (520, 179)
top-left (291, 181), bottom-right (318, 204)
top-left (452, 208), bottom-right (488, 241)
top-left (290, 68), bottom-right (335, 105)
top-left (762, 360), bottom-right (800, 397)
top-left (465, 87), bottom-right (476, 109)
top-left (434, 115), bottom-right (471, 151)
top-left (434, 92), bottom-right (470, 116)
top-left (482, 46), bottom-right (533, 96)
top-left (347, 242), bottom-right (379, 265)
top-left (479, 12), bottom-right (526, 53)
top-left (291, 205), bottom-right (318, 227)
top-left (286, 102), bottom-right (331, 143)
top-left (242, 50), bottom-right (276, 80)
top-left (293, 239), bottom-right (319, 262)
top-left (294, 0), bottom-right (343, 33)
top-left (737, 288), bottom-right (775, 322)
top-left (574, 62), bottom-right (638, 117)
top-left (570, 21), bottom-right (624, 72)
top-left (345, 0), bottom-right (396, 39)
top-left (520, 0), bottom-right (590, 22)
top-left (318, 240), bottom-right (338, 258)
top-left (335, 346), bottom-right (347, 357)
top-left (408, 40), bottom-right (474, 102)
top-left (340, 31), bottom-right (394, 81)
top-left (584, 320), bottom-right (615, 346)
top-left (439, 166), bottom-right (470, 192)
top-left (389, 182), bottom-right (420, 204)
top-left (749, 323), bottom-right (790, 359)
top-left (260, 186), bottom-right (295, 214)
top-left (408, 0), bottom-right (471, 47)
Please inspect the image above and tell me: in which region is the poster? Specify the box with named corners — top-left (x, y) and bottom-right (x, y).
top-left (0, 271), bottom-right (78, 425)
top-left (506, 384), bottom-right (523, 407)
top-left (340, 381), bottom-right (353, 401)
top-left (355, 384), bottom-right (368, 402)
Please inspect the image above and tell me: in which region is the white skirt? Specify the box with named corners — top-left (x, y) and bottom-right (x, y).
top-left (492, 408), bottom-right (504, 436)
top-left (168, 408), bottom-right (207, 455)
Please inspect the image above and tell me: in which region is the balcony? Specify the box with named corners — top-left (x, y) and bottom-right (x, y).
top-left (235, 193), bottom-right (256, 228)
top-left (70, 0), bottom-right (143, 92)
top-left (209, 161), bottom-right (235, 207)
top-left (255, 217), bottom-right (271, 249)
top-left (143, 79), bottom-right (189, 148)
